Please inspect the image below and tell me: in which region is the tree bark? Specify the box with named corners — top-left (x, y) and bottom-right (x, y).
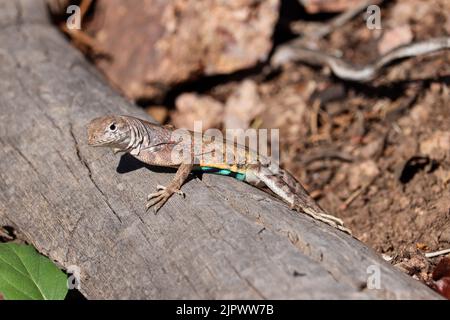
top-left (0, 0), bottom-right (441, 299)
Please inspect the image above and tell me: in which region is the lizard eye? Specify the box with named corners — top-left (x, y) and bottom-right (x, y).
top-left (109, 123), bottom-right (117, 131)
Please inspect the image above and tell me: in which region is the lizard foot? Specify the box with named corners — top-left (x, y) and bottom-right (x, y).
top-left (308, 213), bottom-right (351, 234)
top-left (146, 185), bottom-right (184, 213)
top-left (156, 185), bottom-right (185, 197)
top-left (294, 205), bottom-right (351, 234)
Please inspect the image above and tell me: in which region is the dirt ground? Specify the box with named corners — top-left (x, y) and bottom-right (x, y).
top-left (55, 0), bottom-right (450, 293)
top-left (258, 0), bottom-right (450, 283)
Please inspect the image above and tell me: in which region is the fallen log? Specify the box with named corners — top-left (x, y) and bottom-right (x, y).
top-left (0, 0), bottom-right (441, 299)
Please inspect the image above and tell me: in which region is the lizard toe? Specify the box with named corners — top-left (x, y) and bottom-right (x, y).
top-left (153, 199), bottom-right (167, 214)
top-left (147, 186), bottom-right (170, 200)
top-left (174, 189), bottom-right (185, 197)
top-left (146, 193), bottom-right (167, 211)
top-left (318, 213), bottom-right (344, 225)
top-left (147, 191), bottom-right (162, 201)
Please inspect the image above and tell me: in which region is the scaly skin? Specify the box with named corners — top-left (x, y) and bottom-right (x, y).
top-left (87, 115), bottom-right (351, 234)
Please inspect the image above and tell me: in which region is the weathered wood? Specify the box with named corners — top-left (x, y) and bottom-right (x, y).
top-left (0, 0), bottom-right (441, 299)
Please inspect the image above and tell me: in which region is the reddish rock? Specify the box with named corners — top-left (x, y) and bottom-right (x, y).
top-left (88, 0), bottom-right (279, 100)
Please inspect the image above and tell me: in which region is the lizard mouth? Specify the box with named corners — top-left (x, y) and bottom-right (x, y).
top-left (87, 137), bottom-right (115, 147)
top-left (88, 141), bottom-right (106, 146)
top-left (87, 132), bottom-right (129, 147)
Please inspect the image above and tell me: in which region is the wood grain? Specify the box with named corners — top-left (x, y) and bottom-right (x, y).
top-left (0, 0), bottom-right (441, 299)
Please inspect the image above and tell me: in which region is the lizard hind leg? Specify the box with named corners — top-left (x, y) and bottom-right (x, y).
top-left (279, 168), bottom-right (346, 226)
top-left (251, 166), bottom-right (351, 233)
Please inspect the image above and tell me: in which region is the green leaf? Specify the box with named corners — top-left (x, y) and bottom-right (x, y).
top-left (0, 243), bottom-right (68, 300)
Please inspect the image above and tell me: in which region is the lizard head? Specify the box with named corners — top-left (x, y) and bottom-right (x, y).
top-left (87, 115), bottom-right (131, 149)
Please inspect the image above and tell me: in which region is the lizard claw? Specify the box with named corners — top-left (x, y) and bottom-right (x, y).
top-left (176, 189), bottom-right (185, 197)
top-left (155, 185), bottom-right (185, 197)
top-left (293, 204), bottom-right (351, 234)
top-left (146, 191), bottom-right (168, 214)
top-left (146, 185), bottom-right (185, 213)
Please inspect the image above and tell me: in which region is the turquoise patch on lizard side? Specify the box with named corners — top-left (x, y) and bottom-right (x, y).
top-left (196, 166), bottom-right (246, 181)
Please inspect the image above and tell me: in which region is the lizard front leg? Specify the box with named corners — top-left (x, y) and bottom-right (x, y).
top-left (147, 163), bottom-right (194, 213)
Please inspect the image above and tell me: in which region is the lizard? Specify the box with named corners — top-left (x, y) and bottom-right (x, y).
top-left (87, 115), bottom-right (351, 234)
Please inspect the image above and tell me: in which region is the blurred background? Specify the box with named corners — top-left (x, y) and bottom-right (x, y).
top-left (49, 0), bottom-right (449, 284)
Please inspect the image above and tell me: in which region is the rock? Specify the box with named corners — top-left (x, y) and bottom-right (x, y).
top-left (224, 80), bottom-right (265, 129)
top-left (420, 131), bottom-right (450, 161)
top-left (378, 25), bottom-right (413, 55)
top-left (146, 105), bottom-right (169, 124)
top-left (431, 258), bottom-right (450, 299)
top-left (172, 93), bottom-right (224, 130)
top-left (259, 85), bottom-right (309, 139)
top-left (88, 0), bottom-right (279, 100)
